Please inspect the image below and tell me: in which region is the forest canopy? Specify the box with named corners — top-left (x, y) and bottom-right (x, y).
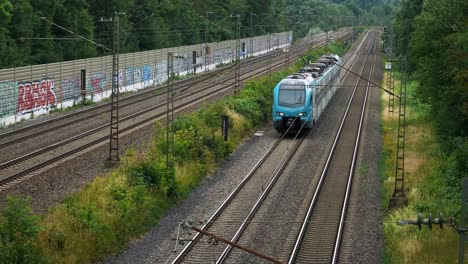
top-left (0, 0), bottom-right (391, 69)
top-left (391, 0), bottom-right (467, 198)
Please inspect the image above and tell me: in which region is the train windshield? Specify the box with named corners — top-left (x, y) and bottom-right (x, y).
top-left (278, 85), bottom-right (305, 106)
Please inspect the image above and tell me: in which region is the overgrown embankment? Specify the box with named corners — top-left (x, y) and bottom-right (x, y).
top-left (380, 66), bottom-right (461, 263)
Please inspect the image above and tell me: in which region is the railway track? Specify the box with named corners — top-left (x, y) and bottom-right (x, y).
top-left (219, 32), bottom-right (375, 264)
top-left (169, 31), bottom-right (373, 264)
top-left (172, 122), bottom-right (307, 264)
top-left (287, 30), bottom-right (379, 264)
top-left (0, 30), bottom-right (353, 188)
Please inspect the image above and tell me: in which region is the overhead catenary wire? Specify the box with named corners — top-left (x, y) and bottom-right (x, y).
top-left (39, 16), bottom-right (111, 51)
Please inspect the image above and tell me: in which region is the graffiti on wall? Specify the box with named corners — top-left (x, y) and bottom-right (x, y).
top-left (0, 81), bottom-right (17, 118)
top-left (153, 61), bottom-right (166, 84)
top-left (126, 66), bottom-right (134, 85)
top-left (134, 65), bottom-right (152, 84)
top-left (17, 78), bottom-right (57, 114)
top-left (125, 65), bottom-right (154, 86)
top-left (213, 48), bottom-right (234, 64)
top-left (88, 72), bottom-right (107, 95)
top-left (142, 65), bottom-right (151, 84)
top-left (1, 33), bottom-right (288, 122)
top-left (60, 75), bottom-right (81, 102)
top-left (119, 69), bottom-right (124, 87)
top-left (134, 67), bottom-right (143, 84)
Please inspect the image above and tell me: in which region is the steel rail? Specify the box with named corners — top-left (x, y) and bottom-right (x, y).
top-left (169, 75), bottom-right (317, 263)
top-left (287, 31), bottom-right (373, 264)
top-left (0, 63), bottom-right (287, 186)
top-left (169, 135), bottom-right (285, 263)
top-left (331, 32), bottom-right (378, 264)
top-left (172, 126), bottom-right (306, 264)
top-left (215, 118), bottom-right (310, 264)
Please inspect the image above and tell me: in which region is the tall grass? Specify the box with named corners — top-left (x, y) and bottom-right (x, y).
top-left (380, 71), bottom-right (460, 263)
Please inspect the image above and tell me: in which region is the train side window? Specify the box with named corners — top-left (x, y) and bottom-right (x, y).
top-left (192, 51), bottom-right (197, 64)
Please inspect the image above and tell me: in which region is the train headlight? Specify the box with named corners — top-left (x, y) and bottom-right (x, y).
top-left (276, 112), bottom-right (284, 116)
top-left (298, 112), bottom-right (307, 117)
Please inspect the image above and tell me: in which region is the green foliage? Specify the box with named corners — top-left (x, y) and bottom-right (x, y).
top-left (0, 0), bottom-right (15, 67)
top-left (0, 0), bottom-right (293, 68)
top-left (54, 0), bottom-right (96, 60)
top-left (382, 52), bottom-right (463, 262)
top-left (0, 196), bottom-right (44, 263)
top-left (0, 0), bottom-right (389, 68)
top-left (286, 0), bottom-right (393, 39)
top-left (392, 0), bottom-right (423, 57)
top-left (392, 0), bottom-right (467, 200)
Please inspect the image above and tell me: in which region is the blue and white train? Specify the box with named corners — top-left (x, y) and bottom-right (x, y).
top-left (272, 54), bottom-right (342, 132)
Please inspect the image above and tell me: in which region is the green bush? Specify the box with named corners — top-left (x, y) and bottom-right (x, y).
top-left (0, 197), bottom-right (44, 263)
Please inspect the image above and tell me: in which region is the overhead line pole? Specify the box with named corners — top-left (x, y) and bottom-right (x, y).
top-left (108, 11), bottom-right (121, 162)
top-left (389, 57), bottom-right (408, 208)
top-left (231, 14), bottom-right (241, 94)
top-left (204, 11), bottom-right (214, 71)
top-left (39, 15), bottom-right (123, 163)
top-left (249, 12), bottom-right (256, 58)
top-left (166, 52), bottom-right (175, 185)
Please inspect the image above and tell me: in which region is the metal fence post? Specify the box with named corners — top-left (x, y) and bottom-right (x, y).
top-left (13, 65), bottom-right (17, 121)
top-left (81, 69), bottom-right (86, 104)
top-left (221, 115), bottom-right (229, 141)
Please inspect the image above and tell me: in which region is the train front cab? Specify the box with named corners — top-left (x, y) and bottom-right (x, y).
top-left (273, 81), bottom-right (313, 133)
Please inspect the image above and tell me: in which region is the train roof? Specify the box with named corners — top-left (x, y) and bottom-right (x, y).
top-left (277, 53), bottom-right (341, 87)
top-left (316, 58), bottom-right (329, 62)
top-left (280, 78), bottom-right (308, 88)
top-left (299, 67), bottom-right (320, 78)
top-left (309, 62), bottom-right (326, 67)
top-left (322, 54), bottom-right (340, 61)
top-left (285, 73), bottom-right (310, 80)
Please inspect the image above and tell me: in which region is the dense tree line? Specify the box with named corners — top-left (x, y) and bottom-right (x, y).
top-left (0, 0), bottom-right (288, 68)
top-left (392, 0), bottom-right (467, 196)
top-left (0, 0), bottom-right (389, 69)
top-left (286, 0), bottom-right (393, 37)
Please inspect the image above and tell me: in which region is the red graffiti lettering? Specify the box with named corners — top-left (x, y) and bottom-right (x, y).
top-left (91, 78), bottom-right (103, 94)
top-left (17, 78), bottom-right (57, 114)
